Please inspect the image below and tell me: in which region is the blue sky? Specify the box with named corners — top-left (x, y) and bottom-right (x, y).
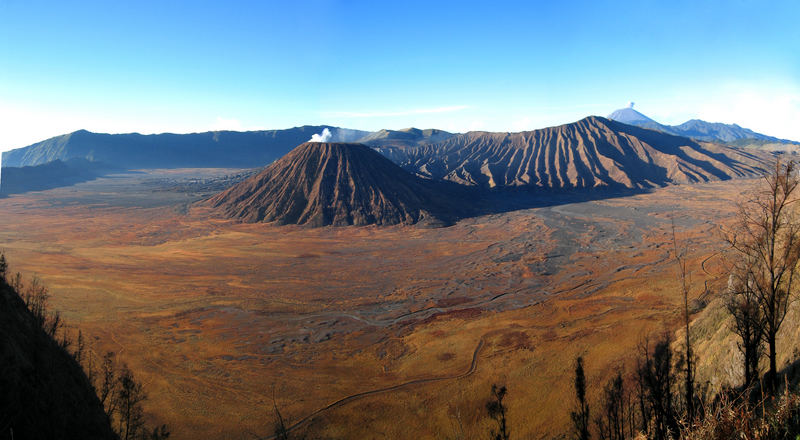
top-left (1, 0), bottom-right (799, 151)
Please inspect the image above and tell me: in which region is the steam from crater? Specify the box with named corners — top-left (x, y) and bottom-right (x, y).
top-left (628, 101), bottom-right (635, 109)
top-left (310, 128), bottom-right (333, 142)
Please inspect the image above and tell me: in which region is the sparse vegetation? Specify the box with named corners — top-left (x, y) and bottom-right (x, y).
top-left (4, 158), bottom-right (799, 439)
top-left (636, 335), bottom-right (679, 440)
top-left (0, 252), bottom-right (7, 280)
top-left (556, 160), bottom-right (800, 439)
top-left (0, 251), bottom-right (115, 438)
top-left (486, 384), bottom-right (510, 440)
top-left (725, 256), bottom-right (765, 389)
top-left (595, 372), bottom-right (627, 440)
top-left (0, 251), bottom-right (169, 440)
top-left (725, 159), bottom-right (800, 392)
top-left (571, 357), bottom-right (591, 440)
top-left (681, 387), bottom-right (800, 440)
top-left (672, 222), bottom-right (698, 419)
top-left (85, 334), bottom-right (170, 439)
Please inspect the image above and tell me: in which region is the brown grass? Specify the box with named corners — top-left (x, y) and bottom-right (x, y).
top-left (0, 174), bottom-right (756, 439)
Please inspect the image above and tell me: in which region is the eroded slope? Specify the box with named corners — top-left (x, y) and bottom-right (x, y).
top-left (206, 142), bottom-right (462, 226)
top-left (402, 116), bottom-right (769, 189)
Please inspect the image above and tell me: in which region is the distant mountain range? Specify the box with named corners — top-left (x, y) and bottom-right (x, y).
top-left (0, 126), bottom-right (453, 196)
top-left (4, 109), bottom-right (792, 173)
top-left (1, 126), bottom-right (453, 170)
top-left (1, 126), bottom-right (371, 169)
top-left (205, 116), bottom-right (772, 226)
top-left (1, 113), bottom-right (781, 226)
top-left (399, 116), bottom-right (769, 190)
top-left (607, 105), bottom-right (799, 144)
top-left (359, 128), bottom-right (453, 148)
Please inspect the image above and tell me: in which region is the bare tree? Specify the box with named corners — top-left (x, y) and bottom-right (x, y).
top-left (15, 273), bottom-right (68, 346)
top-left (571, 357), bottom-right (590, 440)
top-left (2, 259), bottom-right (168, 438)
top-left (625, 379), bottom-right (638, 439)
top-left (116, 365), bottom-right (147, 440)
top-left (595, 372), bottom-right (625, 440)
top-left (100, 351), bottom-right (119, 420)
top-left (272, 392), bottom-right (290, 440)
top-left (725, 257), bottom-right (764, 388)
top-left (9, 271), bottom-right (23, 292)
top-left (671, 221), bottom-right (696, 418)
top-left (725, 159), bottom-right (800, 392)
top-left (74, 329), bottom-right (86, 366)
top-left (637, 335), bottom-right (678, 440)
top-left (486, 384), bottom-right (510, 440)
top-left (84, 348), bottom-right (97, 392)
top-left (635, 353), bottom-right (650, 435)
top-left (23, 275), bottom-right (49, 329)
top-left (0, 251), bottom-right (7, 281)
top-left (93, 350), bottom-right (168, 440)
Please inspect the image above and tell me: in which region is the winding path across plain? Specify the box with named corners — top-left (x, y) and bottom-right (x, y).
top-left (261, 337), bottom-right (485, 439)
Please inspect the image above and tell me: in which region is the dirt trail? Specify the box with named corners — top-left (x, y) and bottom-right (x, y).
top-left (262, 337), bottom-right (485, 439)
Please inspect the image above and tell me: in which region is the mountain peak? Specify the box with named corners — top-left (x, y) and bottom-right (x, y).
top-left (299, 141), bottom-right (361, 150)
top-left (606, 109), bottom-right (797, 144)
top-left (206, 141), bottom-right (457, 227)
top-left (607, 104), bottom-right (656, 125)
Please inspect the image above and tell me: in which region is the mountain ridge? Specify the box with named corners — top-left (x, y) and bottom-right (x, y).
top-left (357, 128), bottom-right (454, 148)
top-left (2, 126), bottom-right (371, 169)
top-left (607, 107), bottom-right (798, 144)
top-left (0, 158), bottom-right (118, 195)
top-left (399, 116), bottom-right (770, 190)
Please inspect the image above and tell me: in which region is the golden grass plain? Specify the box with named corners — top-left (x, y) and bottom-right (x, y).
top-left (0, 171), bottom-right (756, 439)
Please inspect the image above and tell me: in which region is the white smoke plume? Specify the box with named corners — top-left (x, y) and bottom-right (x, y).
top-left (310, 128), bottom-right (333, 142)
top-left (628, 101), bottom-right (635, 109)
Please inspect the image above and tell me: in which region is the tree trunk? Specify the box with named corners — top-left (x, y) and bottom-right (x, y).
top-left (745, 341), bottom-right (753, 387)
top-left (768, 333), bottom-right (777, 392)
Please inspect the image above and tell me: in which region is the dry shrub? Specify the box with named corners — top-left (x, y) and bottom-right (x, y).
top-left (681, 389), bottom-right (800, 440)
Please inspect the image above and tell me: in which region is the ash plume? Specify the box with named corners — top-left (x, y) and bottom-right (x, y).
top-left (310, 128), bottom-right (333, 142)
